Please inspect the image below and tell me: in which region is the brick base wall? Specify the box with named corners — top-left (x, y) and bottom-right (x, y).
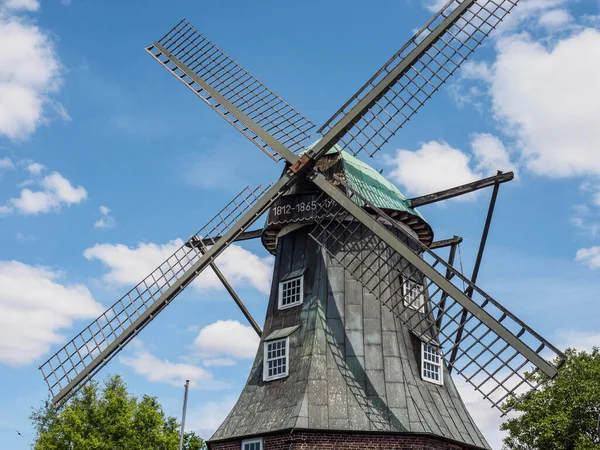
top-left (208, 430), bottom-right (473, 450)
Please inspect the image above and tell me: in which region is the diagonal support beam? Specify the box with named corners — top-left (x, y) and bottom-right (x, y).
top-left (310, 171), bottom-right (557, 378)
top-left (306, 0), bottom-right (476, 163)
top-left (448, 173), bottom-right (501, 371)
top-left (409, 171), bottom-right (514, 208)
top-left (197, 247), bottom-right (262, 337)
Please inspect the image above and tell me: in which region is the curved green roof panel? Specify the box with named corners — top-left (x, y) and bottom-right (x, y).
top-left (340, 150), bottom-right (426, 221)
top-left (302, 139), bottom-right (427, 223)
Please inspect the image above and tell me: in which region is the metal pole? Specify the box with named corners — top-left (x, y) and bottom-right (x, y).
top-left (197, 247), bottom-right (262, 337)
top-left (448, 173), bottom-right (501, 371)
top-left (179, 380), bottom-right (190, 450)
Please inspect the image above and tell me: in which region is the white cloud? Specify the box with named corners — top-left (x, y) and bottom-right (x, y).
top-left (41, 172), bottom-right (86, 203)
top-left (570, 204), bottom-right (600, 238)
top-left (386, 141), bottom-right (480, 199)
top-left (7, 171), bottom-right (87, 214)
top-left (16, 231), bottom-right (35, 241)
top-left (84, 240), bottom-right (274, 295)
top-left (575, 246), bottom-right (600, 270)
top-left (497, 0), bottom-right (570, 34)
top-left (423, 0), bottom-right (447, 13)
top-left (94, 205), bottom-right (115, 229)
top-left (194, 320), bottom-right (259, 359)
top-left (26, 161), bottom-right (44, 175)
top-left (385, 136), bottom-right (514, 200)
top-left (460, 61), bottom-right (493, 83)
top-left (0, 7), bottom-right (65, 139)
top-left (454, 378), bottom-right (515, 450)
top-left (471, 133), bottom-right (517, 176)
top-left (187, 395), bottom-right (238, 439)
top-left (203, 358), bottom-right (236, 367)
top-left (1, 0), bottom-right (40, 11)
top-left (557, 330), bottom-right (600, 352)
top-left (0, 260), bottom-right (103, 366)
top-left (476, 29), bottom-right (600, 177)
top-left (119, 341), bottom-right (227, 389)
top-left (538, 9), bottom-right (573, 30)
top-left (0, 157), bottom-right (13, 169)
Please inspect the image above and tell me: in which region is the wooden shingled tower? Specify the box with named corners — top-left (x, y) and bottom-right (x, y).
top-left (39, 2), bottom-right (567, 450)
top-left (210, 146), bottom-right (490, 449)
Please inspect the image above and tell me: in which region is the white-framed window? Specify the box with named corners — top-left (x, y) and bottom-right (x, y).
top-left (421, 342), bottom-right (444, 385)
top-left (263, 337), bottom-right (289, 381)
top-left (403, 278), bottom-right (425, 312)
top-left (278, 275), bottom-right (303, 309)
top-left (242, 438), bottom-right (263, 450)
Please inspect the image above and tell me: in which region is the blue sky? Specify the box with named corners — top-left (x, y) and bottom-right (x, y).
top-left (0, 0), bottom-right (599, 449)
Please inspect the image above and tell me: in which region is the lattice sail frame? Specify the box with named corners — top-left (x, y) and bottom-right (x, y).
top-left (40, 0), bottom-right (543, 411)
top-left (308, 182), bottom-right (565, 412)
top-left (146, 20), bottom-right (315, 162)
top-left (40, 185), bottom-right (275, 408)
top-left (317, 0), bottom-right (518, 157)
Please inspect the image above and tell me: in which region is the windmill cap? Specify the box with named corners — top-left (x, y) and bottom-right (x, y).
top-left (261, 140), bottom-right (434, 253)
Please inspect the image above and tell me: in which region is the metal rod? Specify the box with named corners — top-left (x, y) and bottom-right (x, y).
top-left (448, 173), bottom-right (502, 371)
top-left (187, 229), bottom-right (263, 249)
top-left (179, 380), bottom-right (190, 450)
top-left (430, 236), bottom-right (463, 250)
top-left (198, 247), bottom-right (262, 337)
top-left (409, 171), bottom-right (513, 208)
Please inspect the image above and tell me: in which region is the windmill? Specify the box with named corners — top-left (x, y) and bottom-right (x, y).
top-left (40, 1), bottom-right (567, 449)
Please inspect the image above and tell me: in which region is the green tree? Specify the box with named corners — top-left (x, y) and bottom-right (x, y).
top-left (501, 347), bottom-right (600, 450)
top-left (31, 375), bottom-right (206, 450)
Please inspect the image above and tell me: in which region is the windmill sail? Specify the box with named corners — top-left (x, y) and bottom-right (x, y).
top-left (316, 0), bottom-right (518, 158)
top-left (307, 177), bottom-right (565, 412)
top-left (146, 20), bottom-right (314, 163)
top-left (40, 184), bottom-right (281, 408)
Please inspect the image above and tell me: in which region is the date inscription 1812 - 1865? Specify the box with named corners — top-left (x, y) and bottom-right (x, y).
top-left (266, 193), bottom-right (339, 226)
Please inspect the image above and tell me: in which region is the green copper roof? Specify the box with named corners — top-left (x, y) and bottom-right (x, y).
top-left (303, 140), bottom-right (427, 222)
top-left (340, 151), bottom-right (426, 221)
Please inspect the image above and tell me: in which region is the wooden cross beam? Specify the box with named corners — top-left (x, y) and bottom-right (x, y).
top-left (408, 171), bottom-right (514, 208)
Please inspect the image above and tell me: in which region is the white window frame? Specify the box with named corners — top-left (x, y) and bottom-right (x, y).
top-left (263, 337), bottom-right (289, 381)
top-left (241, 438), bottom-right (263, 450)
top-left (403, 277), bottom-right (425, 312)
top-left (421, 342), bottom-right (444, 385)
top-left (278, 275), bottom-right (304, 310)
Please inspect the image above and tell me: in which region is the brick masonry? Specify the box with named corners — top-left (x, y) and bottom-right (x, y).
top-left (208, 430), bottom-right (470, 450)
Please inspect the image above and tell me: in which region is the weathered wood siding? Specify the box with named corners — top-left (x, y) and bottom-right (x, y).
top-left (209, 224), bottom-right (489, 449)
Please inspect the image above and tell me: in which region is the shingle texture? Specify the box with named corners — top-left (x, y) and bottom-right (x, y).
top-left (210, 227), bottom-right (489, 450)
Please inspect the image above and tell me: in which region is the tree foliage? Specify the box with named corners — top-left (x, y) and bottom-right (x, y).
top-left (31, 375), bottom-right (206, 450)
top-left (501, 347), bottom-right (600, 450)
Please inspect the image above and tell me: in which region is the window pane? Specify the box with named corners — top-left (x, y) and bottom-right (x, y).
top-left (265, 338), bottom-right (288, 380)
top-left (279, 276), bottom-right (303, 308)
top-left (404, 278), bottom-right (425, 311)
top-left (422, 342), bottom-right (442, 384)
